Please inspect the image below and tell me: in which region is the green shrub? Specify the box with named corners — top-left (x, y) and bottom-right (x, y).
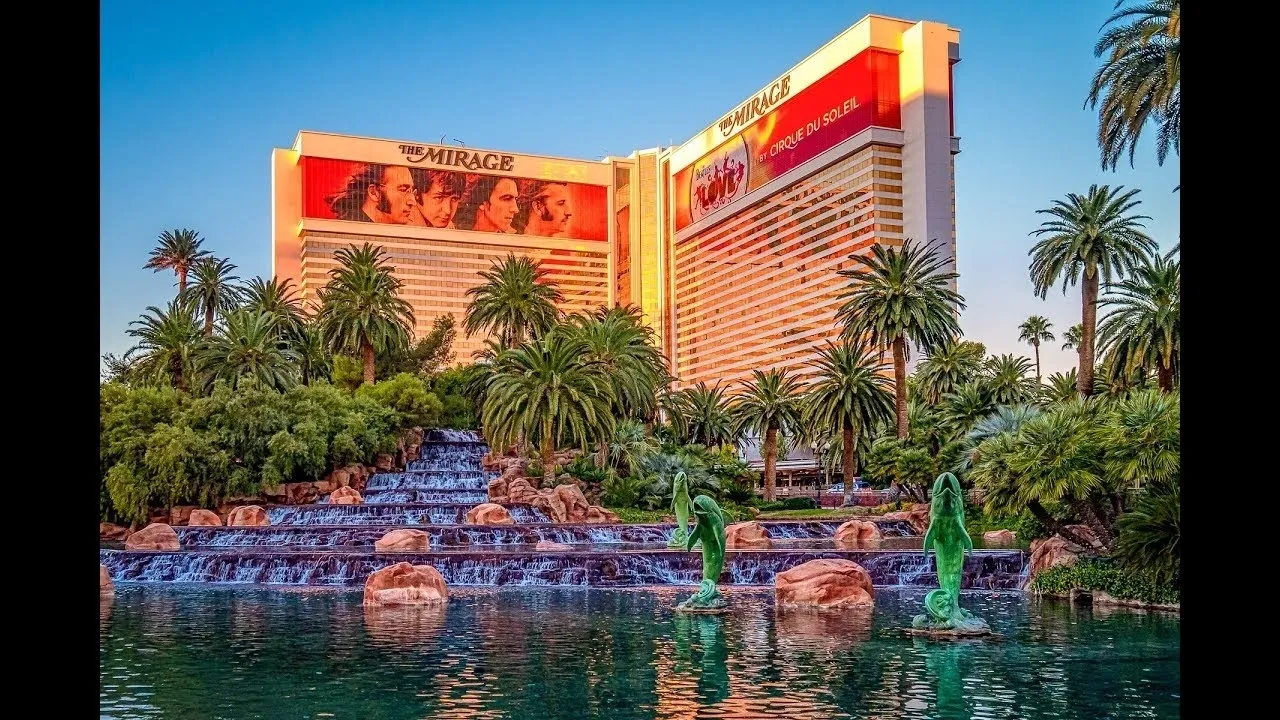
top-left (356, 373), bottom-right (443, 428)
top-left (1031, 558), bottom-right (1179, 605)
top-left (602, 473), bottom-right (649, 509)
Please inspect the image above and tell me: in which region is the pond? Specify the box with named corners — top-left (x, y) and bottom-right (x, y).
top-left (100, 585), bottom-right (1178, 719)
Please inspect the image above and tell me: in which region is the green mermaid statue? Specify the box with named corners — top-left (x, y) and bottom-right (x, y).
top-left (676, 495), bottom-right (728, 612)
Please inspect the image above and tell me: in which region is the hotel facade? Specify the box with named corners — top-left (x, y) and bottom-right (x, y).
top-left (271, 14), bottom-right (960, 386)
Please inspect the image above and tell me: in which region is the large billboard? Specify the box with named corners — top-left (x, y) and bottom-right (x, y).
top-left (302, 157), bottom-right (609, 241)
top-left (673, 48), bottom-right (901, 232)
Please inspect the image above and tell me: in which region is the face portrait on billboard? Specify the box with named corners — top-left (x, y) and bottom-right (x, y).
top-left (516, 181), bottom-right (573, 237)
top-left (410, 169), bottom-right (464, 228)
top-left (456, 176), bottom-right (519, 233)
top-left (326, 163), bottom-right (416, 224)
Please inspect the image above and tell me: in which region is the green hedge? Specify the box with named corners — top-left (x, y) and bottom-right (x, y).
top-left (1031, 558), bottom-right (1179, 605)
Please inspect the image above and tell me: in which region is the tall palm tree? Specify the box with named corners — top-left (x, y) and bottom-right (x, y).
top-left (196, 309), bottom-right (299, 391)
top-left (676, 382), bottom-right (737, 447)
top-left (1086, 0), bottom-right (1180, 170)
top-left (316, 244), bottom-right (415, 385)
top-left (1017, 315), bottom-right (1055, 382)
top-left (294, 321), bottom-right (331, 386)
top-left (982, 354), bottom-right (1038, 406)
top-left (181, 257), bottom-right (243, 336)
top-left (144, 228), bottom-right (210, 295)
top-left (464, 254), bottom-right (563, 349)
top-left (564, 305), bottom-right (667, 421)
top-left (482, 332), bottom-right (615, 486)
top-left (731, 368), bottom-right (804, 502)
top-left (1029, 185), bottom-right (1156, 397)
top-left (836, 240), bottom-right (964, 438)
top-left (914, 338), bottom-right (984, 404)
top-left (1061, 323), bottom-right (1084, 352)
top-left (803, 342), bottom-right (895, 506)
top-left (125, 298), bottom-right (202, 391)
top-left (242, 277), bottom-right (306, 344)
top-left (1098, 247), bottom-right (1179, 392)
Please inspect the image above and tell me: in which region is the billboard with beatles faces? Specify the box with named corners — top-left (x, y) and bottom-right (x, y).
top-left (301, 157), bottom-right (609, 241)
top-left (673, 48), bottom-right (902, 233)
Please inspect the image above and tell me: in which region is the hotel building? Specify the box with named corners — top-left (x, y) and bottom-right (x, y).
top-left (271, 14), bottom-right (960, 385)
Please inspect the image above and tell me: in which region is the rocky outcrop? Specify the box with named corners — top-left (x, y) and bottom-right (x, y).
top-left (330, 486), bottom-right (363, 505)
top-left (585, 506), bottom-right (619, 523)
top-left (227, 505), bottom-right (271, 527)
top-left (536, 540), bottom-right (573, 551)
top-left (983, 530), bottom-right (1016, 544)
top-left (1029, 525), bottom-right (1101, 578)
top-left (187, 509), bottom-right (222, 526)
top-left (464, 503), bottom-right (515, 525)
top-left (169, 506), bottom-right (198, 526)
top-left (262, 465), bottom-right (375, 505)
top-left (833, 520), bottom-right (882, 546)
top-left (100, 565), bottom-right (114, 597)
top-left (883, 503), bottom-right (931, 534)
top-left (375, 453), bottom-right (395, 472)
top-left (362, 562), bottom-right (448, 607)
top-left (725, 522), bottom-right (772, 548)
top-left (775, 559), bottom-right (875, 608)
top-left (375, 529), bottom-right (430, 552)
top-left (491, 472), bottom-right (616, 524)
top-left (100, 523), bottom-right (133, 541)
top-left (124, 522), bottom-right (181, 551)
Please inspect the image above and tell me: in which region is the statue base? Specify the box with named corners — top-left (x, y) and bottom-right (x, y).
top-left (675, 589), bottom-right (727, 614)
top-left (908, 612), bottom-right (992, 637)
top-left (902, 626), bottom-right (1000, 640)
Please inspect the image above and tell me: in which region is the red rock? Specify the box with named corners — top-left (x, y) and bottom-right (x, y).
top-left (331, 486), bottom-right (363, 505)
top-left (168, 505), bottom-right (198, 526)
top-left (725, 522), bottom-right (772, 548)
top-left (1029, 525), bottom-right (1101, 577)
top-left (226, 505), bottom-right (271, 527)
top-left (100, 523), bottom-right (132, 541)
top-left (187, 509), bottom-right (222, 526)
top-left (375, 529), bottom-right (430, 552)
top-left (585, 506), bottom-right (619, 524)
top-left (983, 530), bottom-right (1016, 544)
top-left (488, 477), bottom-right (509, 503)
top-left (553, 484), bottom-right (592, 522)
top-left (775, 558), bottom-right (875, 608)
top-left (375, 453), bottom-right (395, 471)
top-left (536, 540), bottom-right (573, 551)
top-left (362, 562), bottom-right (448, 607)
top-left (465, 503), bottom-right (514, 525)
top-left (100, 565), bottom-right (113, 597)
top-left (124, 523), bottom-right (181, 551)
top-left (327, 468), bottom-right (352, 488)
top-left (506, 477), bottom-right (541, 504)
top-left (834, 520), bottom-right (882, 546)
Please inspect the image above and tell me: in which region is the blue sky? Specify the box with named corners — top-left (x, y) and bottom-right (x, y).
top-left (101, 0), bottom-right (1179, 378)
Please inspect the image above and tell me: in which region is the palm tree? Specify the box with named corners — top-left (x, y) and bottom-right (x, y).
top-left (937, 382), bottom-right (993, 441)
top-left (1017, 316), bottom-right (1055, 382)
top-left (608, 418), bottom-right (659, 478)
top-left (294, 322), bottom-right (331, 386)
top-left (316, 244), bottom-right (415, 385)
top-left (464, 254), bottom-right (563, 349)
top-left (125, 299), bottom-right (202, 391)
top-left (144, 228), bottom-right (210, 295)
top-left (181, 257), bottom-right (243, 336)
top-left (803, 342), bottom-right (895, 506)
top-left (1061, 323), bottom-right (1084, 352)
top-left (1086, 0), bottom-right (1180, 170)
top-left (731, 368), bottom-right (804, 502)
top-left (196, 309), bottom-right (299, 391)
top-left (242, 277), bottom-right (306, 343)
top-left (1103, 389), bottom-right (1179, 490)
top-left (1098, 247), bottom-right (1179, 392)
top-left (1029, 185), bottom-right (1156, 397)
top-left (676, 382), bottom-right (737, 447)
top-left (914, 338), bottom-right (984, 404)
top-left (482, 332), bottom-right (615, 486)
top-left (836, 240), bottom-right (964, 439)
top-left (1043, 369), bottom-right (1081, 403)
top-left (564, 305), bottom-right (667, 421)
top-left (983, 354), bottom-right (1037, 406)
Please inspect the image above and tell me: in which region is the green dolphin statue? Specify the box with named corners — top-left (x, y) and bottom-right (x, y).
top-left (668, 471), bottom-right (699, 549)
top-left (912, 472), bottom-right (989, 632)
top-left (676, 494), bottom-right (728, 611)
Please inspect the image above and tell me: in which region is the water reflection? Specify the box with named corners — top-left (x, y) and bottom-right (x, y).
top-left (100, 586), bottom-right (1179, 719)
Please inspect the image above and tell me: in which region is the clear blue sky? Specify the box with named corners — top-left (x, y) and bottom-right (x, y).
top-left (101, 0), bottom-right (1179, 378)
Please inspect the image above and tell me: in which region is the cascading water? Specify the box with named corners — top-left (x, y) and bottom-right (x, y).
top-left (101, 428), bottom-right (1030, 589)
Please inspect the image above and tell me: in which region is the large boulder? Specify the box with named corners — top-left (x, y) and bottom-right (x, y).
top-left (487, 476), bottom-right (509, 503)
top-left (883, 503), bottom-right (931, 534)
top-left (725, 522), bottom-right (772, 549)
top-left (169, 505), bottom-right (198, 526)
top-left (331, 486), bottom-right (363, 505)
top-left (100, 523), bottom-right (132, 541)
top-left (775, 559), bottom-right (875, 608)
top-left (983, 530), bottom-right (1016, 545)
top-left (505, 477), bottom-right (541, 505)
top-left (124, 522), bottom-right (181, 551)
top-left (585, 506), bottom-right (619, 524)
top-left (465, 503), bottom-right (515, 525)
top-left (834, 520), bottom-right (882, 546)
top-left (375, 529), bottom-right (430, 552)
top-left (536, 540), bottom-right (573, 551)
top-left (553, 484), bottom-right (592, 522)
top-left (227, 505), bottom-right (271, 527)
top-left (362, 562), bottom-right (448, 607)
top-left (187, 509), bottom-right (222, 527)
top-left (100, 565), bottom-right (114, 597)
top-left (1029, 525), bottom-right (1101, 578)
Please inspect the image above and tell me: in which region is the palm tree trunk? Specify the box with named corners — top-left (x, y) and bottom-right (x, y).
top-left (597, 440), bottom-right (609, 468)
top-left (893, 336), bottom-right (909, 439)
top-left (1033, 341), bottom-right (1042, 382)
top-left (1157, 358), bottom-right (1173, 393)
top-left (361, 341), bottom-right (376, 385)
top-left (1078, 500), bottom-right (1116, 551)
top-left (204, 306), bottom-right (215, 337)
top-left (842, 422), bottom-right (855, 507)
top-left (177, 267), bottom-right (187, 296)
top-left (763, 425), bottom-right (778, 502)
top-left (1079, 271), bottom-right (1099, 397)
top-left (542, 424), bottom-right (556, 487)
top-left (1027, 500), bottom-right (1100, 551)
